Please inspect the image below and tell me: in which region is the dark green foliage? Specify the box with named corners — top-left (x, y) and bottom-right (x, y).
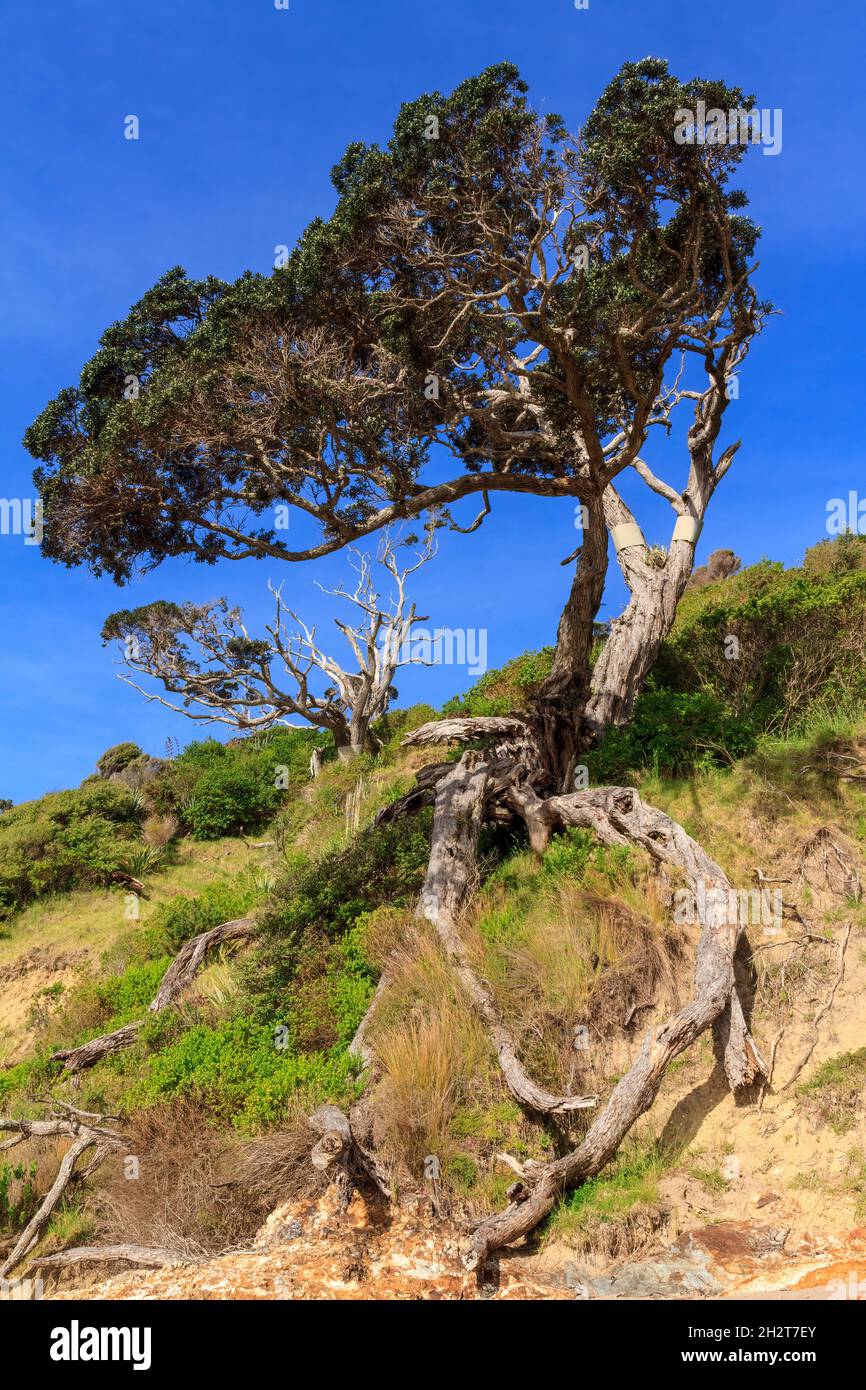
top-left (656, 551), bottom-right (866, 732)
top-left (24, 61), bottom-right (763, 582)
top-left (588, 690), bottom-right (757, 780)
top-left (442, 649), bottom-right (554, 718)
top-left (96, 741), bottom-right (144, 778)
top-left (153, 730), bottom-right (317, 840)
top-left (181, 763), bottom-right (278, 840)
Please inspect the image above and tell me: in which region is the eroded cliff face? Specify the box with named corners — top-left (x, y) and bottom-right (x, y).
top-left (47, 1184), bottom-right (866, 1302)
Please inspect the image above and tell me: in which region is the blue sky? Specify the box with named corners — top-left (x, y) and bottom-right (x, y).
top-left (1, 0), bottom-right (863, 803)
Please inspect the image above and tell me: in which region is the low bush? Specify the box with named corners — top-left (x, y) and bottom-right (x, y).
top-left (128, 1017), bottom-right (361, 1132)
top-left (96, 742), bottom-right (144, 778)
top-left (587, 689), bottom-right (757, 780)
top-left (0, 783), bottom-right (144, 917)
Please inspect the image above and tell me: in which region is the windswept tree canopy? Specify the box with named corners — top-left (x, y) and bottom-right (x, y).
top-left (25, 59), bottom-right (767, 583)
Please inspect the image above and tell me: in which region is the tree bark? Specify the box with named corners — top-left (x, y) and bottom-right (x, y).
top-left (533, 498), bottom-right (609, 791)
top-left (30, 1244), bottom-right (197, 1270)
top-left (148, 917), bottom-right (255, 1012)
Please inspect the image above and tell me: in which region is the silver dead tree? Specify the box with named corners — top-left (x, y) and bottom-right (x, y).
top-left (106, 530), bottom-right (437, 762)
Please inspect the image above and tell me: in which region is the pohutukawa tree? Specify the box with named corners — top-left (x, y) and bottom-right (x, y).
top-left (100, 529), bottom-right (436, 761)
top-left (26, 59), bottom-right (771, 1263)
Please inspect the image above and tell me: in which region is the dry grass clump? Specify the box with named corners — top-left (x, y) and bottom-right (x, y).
top-left (94, 1098), bottom-right (267, 1256)
top-left (368, 926), bottom-right (490, 1182)
top-left (236, 1105), bottom-right (331, 1210)
top-left (469, 856), bottom-right (685, 1098)
top-left (142, 813), bottom-right (180, 849)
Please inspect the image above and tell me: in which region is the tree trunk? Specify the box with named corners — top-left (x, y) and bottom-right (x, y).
top-left (532, 500), bottom-right (609, 791)
top-left (585, 487), bottom-right (697, 736)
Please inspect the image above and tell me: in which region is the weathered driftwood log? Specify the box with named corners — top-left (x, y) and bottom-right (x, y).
top-left (0, 1105), bottom-right (127, 1279)
top-left (402, 716), bottom-right (531, 749)
top-left (31, 1244), bottom-right (196, 1270)
top-left (49, 916), bottom-right (256, 1073)
top-left (50, 1022), bottom-right (145, 1075)
top-left (149, 917), bottom-right (255, 1012)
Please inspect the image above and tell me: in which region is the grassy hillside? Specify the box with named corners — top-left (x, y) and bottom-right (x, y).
top-left (2, 537), bottom-right (866, 1275)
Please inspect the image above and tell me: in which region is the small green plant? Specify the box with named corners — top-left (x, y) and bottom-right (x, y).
top-left (798, 1048), bottom-right (866, 1134)
top-left (0, 1158), bottom-right (39, 1232)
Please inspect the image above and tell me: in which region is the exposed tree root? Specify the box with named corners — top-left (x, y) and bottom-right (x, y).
top-left (308, 1102), bottom-right (391, 1209)
top-left (377, 715), bottom-right (770, 1265)
top-left (50, 1022), bottom-right (145, 1075)
top-left (462, 782), bottom-right (766, 1265)
top-left (49, 917), bottom-right (256, 1074)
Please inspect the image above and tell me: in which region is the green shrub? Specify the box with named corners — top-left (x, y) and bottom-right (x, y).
top-left (96, 742), bottom-right (144, 778)
top-left (0, 783), bottom-right (143, 917)
top-left (244, 811), bottom-right (432, 1018)
top-left (655, 557), bottom-right (866, 734)
top-left (587, 689), bottom-right (757, 780)
top-left (128, 1017), bottom-right (361, 1132)
top-left (45, 956), bottom-right (173, 1048)
top-left (180, 763), bottom-right (278, 840)
top-left (152, 730), bottom-right (318, 839)
top-left (149, 874), bottom-right (262, 953)
top-left (442, 649), bottom-right (554, 718)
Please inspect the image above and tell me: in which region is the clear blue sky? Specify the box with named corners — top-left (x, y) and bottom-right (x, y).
top-left (1, 0), bottom-right (863, 803)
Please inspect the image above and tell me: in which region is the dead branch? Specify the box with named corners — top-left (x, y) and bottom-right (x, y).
top-left (30, 1244), bottom-right (198, 1270)
top-left (307, 1103), bottom-right (390, 1209)
top-left (0, 1104), bottom-right (126, 1279)
top-left (776, 924), bottom-right (852, 1092)
top-left (50, 917), bottom-right (256, 1073)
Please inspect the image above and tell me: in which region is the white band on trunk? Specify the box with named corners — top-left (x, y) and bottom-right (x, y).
top-left (610, 522), bottom-right (647, 553)
top-left (672, 514), bottom-right (702, 545)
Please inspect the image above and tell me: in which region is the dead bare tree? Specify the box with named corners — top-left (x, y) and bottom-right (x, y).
top-left (101, 530), bottom-right (436, 761)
